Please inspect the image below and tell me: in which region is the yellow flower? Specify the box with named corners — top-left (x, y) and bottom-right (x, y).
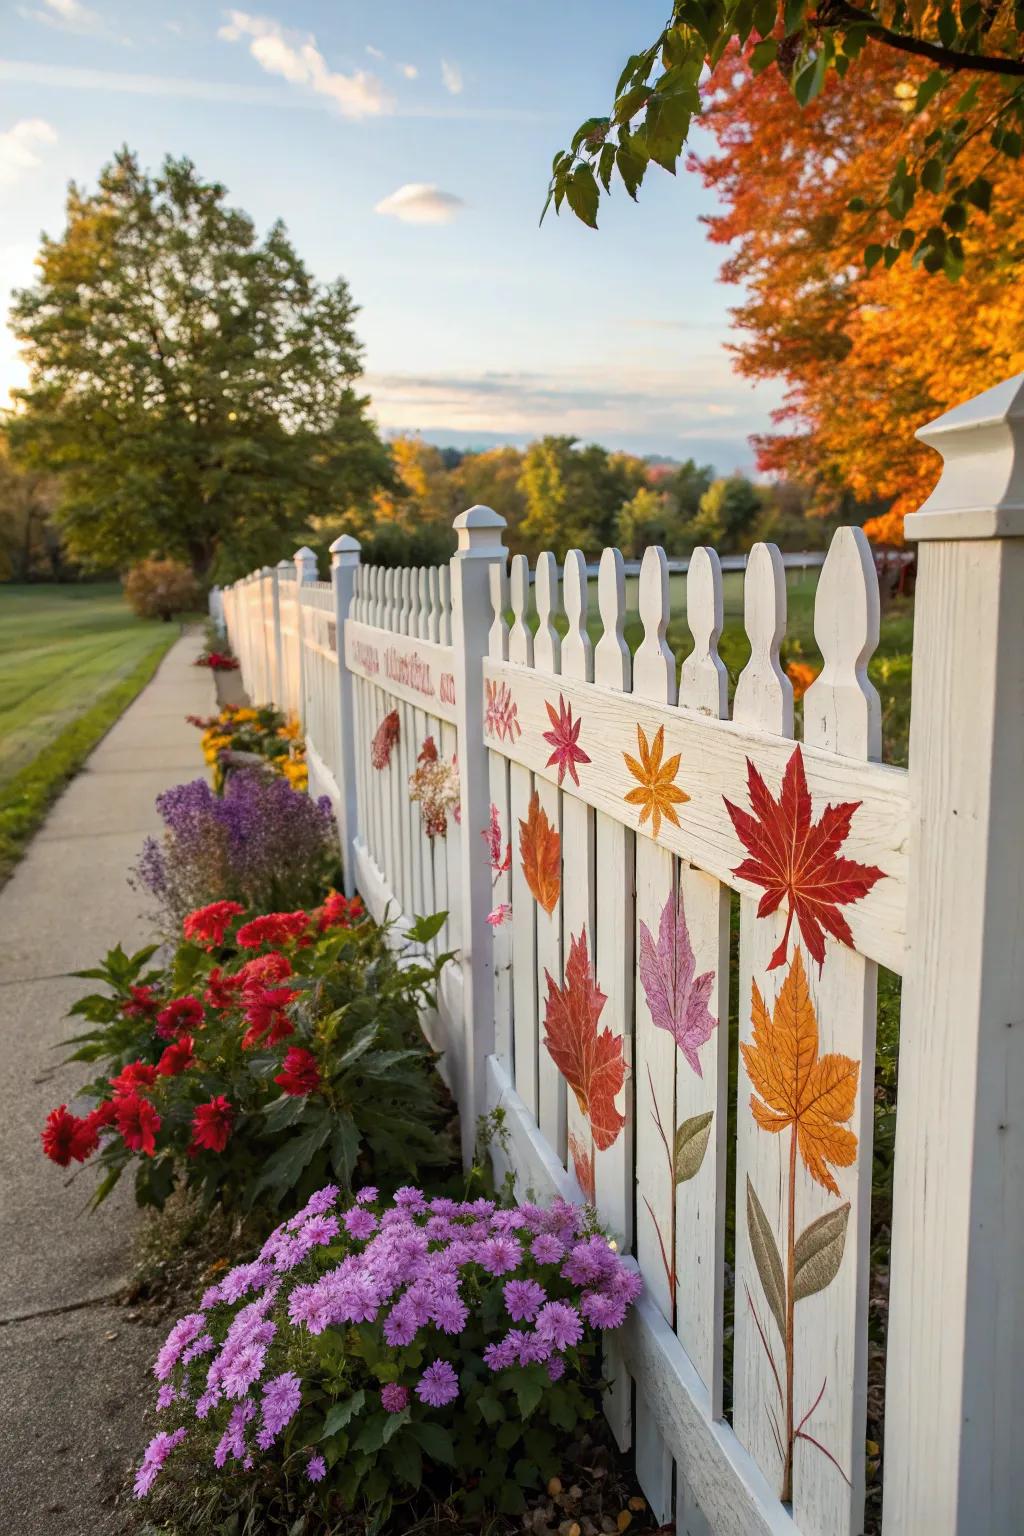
top-left (622, 723), bottom-right (689, 839)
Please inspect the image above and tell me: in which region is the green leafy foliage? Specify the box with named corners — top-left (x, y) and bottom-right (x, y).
top-left (49, 902), bottom-right (457, 1216)
top-left (545, 3), bottom-right (1024, 276)
top-left (8, 149), bottom-right (393, 580)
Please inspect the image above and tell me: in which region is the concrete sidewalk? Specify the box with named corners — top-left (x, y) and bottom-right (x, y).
top-left (0, 630), bottom-right (214, 1534)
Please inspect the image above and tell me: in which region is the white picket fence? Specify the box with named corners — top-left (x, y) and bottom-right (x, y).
top-left (215, 375), bottom-right (1024, 1536)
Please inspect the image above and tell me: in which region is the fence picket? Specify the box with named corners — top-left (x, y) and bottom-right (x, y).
top-left (487, 561), bottom-right (514, 1070)
top-left (533, 552), bottom-right (566, 1163)
top-left (508, 555), bottom-right (539, 1119)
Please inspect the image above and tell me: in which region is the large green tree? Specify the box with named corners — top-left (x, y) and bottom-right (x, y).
top-left (9, 149), bottom-right (391, 579)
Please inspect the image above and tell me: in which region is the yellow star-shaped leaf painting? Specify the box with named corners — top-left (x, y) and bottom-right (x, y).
top-left (623, 723), bottom-right (689, 840)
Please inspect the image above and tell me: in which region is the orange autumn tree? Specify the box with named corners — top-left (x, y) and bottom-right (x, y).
top-left (693, 43), bottom-right (1024, 534)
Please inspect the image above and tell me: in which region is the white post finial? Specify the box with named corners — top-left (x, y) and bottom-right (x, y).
top-left (906, 371), bottom-right (1024, 541)
top-left (329, 533), bottom-right (361, 566)
top-left (294, 545), bottom-right (318, 584)
top-left (453, 504), bottom-right (506, 557)
top-left (885, 372), bottom-right (1024, 1533)
top-left (329, 535), bottom-right (361, 896)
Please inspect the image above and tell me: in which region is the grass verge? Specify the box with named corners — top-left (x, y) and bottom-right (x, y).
top-left (0, 632), bottom-right (179, 883)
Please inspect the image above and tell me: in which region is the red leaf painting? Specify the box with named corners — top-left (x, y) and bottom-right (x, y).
top-left (542, 928), bottom-right (625, 1152)
top-left (370, 709), bottom-right (400, 770)
top-left (542, 694), bottom-right (591, 788)
top-left (638, 887), bottom-right (717, 1077)
top-left (724, 745), bottom-right (884, 970)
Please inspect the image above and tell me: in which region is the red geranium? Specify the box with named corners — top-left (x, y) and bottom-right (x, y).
top-left (317, 892), bottom-right (365, 932)
top-left (183, 900), bottom-right (245, 949)
top-left (115, 1093), bottom-right (161, 1156)
top-left (241, 986), bottom-right (297, 1049)
top-left (156, 995), bottom-right (204, 1040)
top-left (41, 1104), bottom-right (99, 1167)
top-left (235, 912), bottom-right (310, 950)
top-left (86, 1099), bottom-right (118, 1131)
top-left (204, 967), bottom-right (244, 1009)
top-left (157, 1034), bottom-right (195, 1076)
top-left (189, 1095), bottom-right (234, 1154)
top-left (274, 1047), bottom-right (321, 1096)
top-left (122, 984), bottom-right (161, 1021)
top-left (109, 1060), bottom-right (159, 1096)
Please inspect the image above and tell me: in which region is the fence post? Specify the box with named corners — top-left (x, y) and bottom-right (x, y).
top-left (330, 534), bottom-right (361, 898)
top-left (449, 505), bottom-right (507, 1167)
top-left (293, 546), bottom-right (317, 726)
top-left (274, 559), bottom-right (290, 709)
top-left (884, 373), bottom-right (1024, 1534)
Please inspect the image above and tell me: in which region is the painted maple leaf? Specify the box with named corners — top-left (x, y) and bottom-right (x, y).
top-left (623, 723), bottom-right (689, 839)
top-left (638, 887), bottom-right (716, 1076)
top-left (518, 791), bottom-right (560, 914)
top-left (485, 679), bottom-right (521, 742)
top-left (482, 802), bottom-right (512, 883)
top-left (568, 1131), bottom-right (596, 1203)
top-left (742, 947), bottom-right (859, 1197)
top-left (543, 928), bottom-right (625, 1152)
top-left (724, 744), bottom-right (884, 971)
top-left (370, 709), bottom-right (400, 770)
top-left (542, 694), bottom-right (591, 787)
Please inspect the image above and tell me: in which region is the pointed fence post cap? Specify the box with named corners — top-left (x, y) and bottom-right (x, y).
top-left (905, 372), bottom-right (1024, 541)
top-left (293, 545), bottom-right (318, 582)
top-left (329, 533), bottom-right (361, 562)
top-left (453, 504), bottom-right (506, 557)
top-left (276, 557), bottom-right (293, 571)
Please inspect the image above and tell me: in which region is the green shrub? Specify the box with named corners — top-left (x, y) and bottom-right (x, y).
top-left (123, 558), bottom-right (199, 620)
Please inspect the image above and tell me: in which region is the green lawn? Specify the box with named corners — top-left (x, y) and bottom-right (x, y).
top-left (0, 583), bottom-right (181, 878)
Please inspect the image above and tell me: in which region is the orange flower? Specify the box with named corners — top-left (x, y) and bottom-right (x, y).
top-left (741, 948), bottom-right (859, 1196)
top-left (623, 723), bottom-right (689, 839)
top-left (785, 661), bottom-right (818, 702)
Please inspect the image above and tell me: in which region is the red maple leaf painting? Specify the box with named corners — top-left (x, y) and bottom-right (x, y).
top-left (542, 694), bottom-right (591, 788)
top-left (724, 744), bottom-right (884, 971)
top-left (542, 927), bottom-right (625, 1151)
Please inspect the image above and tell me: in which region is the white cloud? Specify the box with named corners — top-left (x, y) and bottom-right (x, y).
top-left (441, 58), bottom-right (462, 95)
top-left (25, 0), bottom-right (101, 31)
top-left (400, 63), bottom-right (418, 80)
top-left (0, 119), bottom-right (58, 187)
top-left (365, 44), bottom-right (384, 60)
top-left (374, 183), bottom-right (464, 225)
top-left (218, 10), bottom-right (394, 118)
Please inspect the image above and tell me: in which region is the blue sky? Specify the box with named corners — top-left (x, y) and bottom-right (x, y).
top-left (0, 0), bottom-right (781, 470)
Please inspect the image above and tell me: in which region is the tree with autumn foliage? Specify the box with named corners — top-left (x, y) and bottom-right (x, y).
top-left (692, 41), bottom-right (1024, 533)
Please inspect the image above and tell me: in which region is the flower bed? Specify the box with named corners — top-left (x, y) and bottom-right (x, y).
top-left (134, 1184), bottom-right (642, 1529)
top-left (187, 703), bottom-right (308, 791)
top-left (42, 898), bottom-right (455, 1214)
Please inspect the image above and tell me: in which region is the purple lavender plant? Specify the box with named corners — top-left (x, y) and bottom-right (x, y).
top-left (133, 770), bottom-right (338, 927)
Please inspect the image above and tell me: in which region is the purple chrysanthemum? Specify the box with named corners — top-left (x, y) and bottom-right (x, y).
top-left (535, 1301), bottom-right (584, 1351)
top-left (307, 1453), bottom-right (327, 1483)
top-left (530, 1233), bottom-right (564, 1264)
top-left (478, 1236), bottom-right (520, 1276)
top-left (133, 1427), bottom-right (187, 1498)
top-left (261, 1371), bottom-right (302, 1437)
top-left (503, 1278), bottom-right (546, 1322)
top-left (381, 1383), bottom-right (409, 1412)
top-left (343, 1207), bottom-right (378, 1240)
top-left (416, 1359), bottom-right (459, 1407)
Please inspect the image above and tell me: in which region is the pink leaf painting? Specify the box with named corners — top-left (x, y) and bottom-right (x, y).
top-left (482, 803), bottom-right (512, 884)
top-left (542, 694), bottom-right (590, 788)
top-left (639, 887), bottom-right (717, 1077)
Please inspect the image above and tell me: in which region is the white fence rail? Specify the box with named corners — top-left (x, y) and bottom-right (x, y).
top-left (215, 375), bottom-right (1024, 1536)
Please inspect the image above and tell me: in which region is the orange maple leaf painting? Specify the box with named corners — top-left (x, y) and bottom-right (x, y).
top-left (741, 947), bottom-right (859, 1197)
top-left (543, 928), bottom-right (625, 1152)
top-left (724, 743), bottom-right (884, 970)
top-left (623, 723), bottom-right (689, 839)
top-left (518, 790), bottom-right (560, 915)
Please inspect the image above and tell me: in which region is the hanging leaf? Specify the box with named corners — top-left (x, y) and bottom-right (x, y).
top-left (519, 790), bottom-right (560, 914)
top-left (746, 1175), bottom-right (786, 1342)
top-left (638, 885), bottom-right (716, 1075)
top-left (742, 948), bottom-right (860, 1197)
top-left (724, 744), bottom-right (884, 969)
top-left (793, 1202), bottom-right (851, 1302)
top-left (542, 928), bottom-right (625, 1151)
top-left (673, 1110), bottom-right (713, 1184)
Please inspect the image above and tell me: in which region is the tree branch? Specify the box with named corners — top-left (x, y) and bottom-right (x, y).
top-left (824, 3), bottom-right (1024, 75)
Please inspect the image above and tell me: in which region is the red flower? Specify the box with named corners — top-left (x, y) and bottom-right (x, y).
top-left (235, 912), bottom-right (310, 950)
top-left (86, 1099), bottom-right (118, 1131)
top-left (204, 967), bottom-right (244, 1009)
top-left (317, 892), bottom-right (364, 932)
top-left (189, 1095), bottom-right (234, 1154)
top-left (109, 1060), bottom-right (159, 1097)
top-left (122, 984), bottom-right (161, 1021)
top-left (41, 1104), bottom-right (99, 1167)
top-left (115, 1093), bottom-right (161, 1156)
top-left (157, 1034), bottom-right (195, 1076)
top-left (156, 995), bottom-right (204, 1040)
top-left (183, 900), bottom-right (245, 949)
top-left (238, 951), bottom-right (294, 986)
top-left (274, 1047), bottom-right (321, 1096)
top-left (241, 986), bottom-right (297, 1049)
